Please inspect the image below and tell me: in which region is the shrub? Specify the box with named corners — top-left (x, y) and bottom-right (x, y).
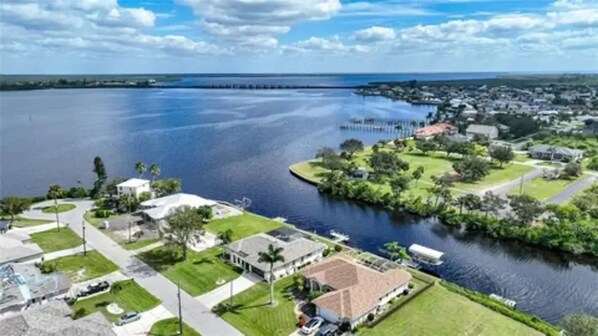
top-left (408, 283), bottom-right (414, 289)
top-left (307, 290), bottom-right (324, 302)
top-left (94, 209), bottom-right (110, 218)
top-left (323, 247), bottom-right (331, 257)
top-left (30, 195), bottom-right (47, 203)
top-left (36, 261), bottom-right (56, 274)
top-left (138, 191), bottom-right (151, 202)
top-left (403, 289), bottom-right (410, 296)
top-left (72, 307), bottom-right (87, 319)
top-left (334, 245), bottom-right (343, 252)
top-left (367, 313), bottom-right (375, 322)
top-left (68, 187), bottom-right (89, 199)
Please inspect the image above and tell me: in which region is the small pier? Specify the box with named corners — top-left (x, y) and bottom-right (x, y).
top-left (329, 230), bottom-right (350, 243)
top-left (490, 294), bottom-right (517, 308)
top-left (272, 217), bottom-right (287, 223)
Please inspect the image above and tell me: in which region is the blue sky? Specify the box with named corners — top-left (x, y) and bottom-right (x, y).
top-left (1, 0), bottom-right (597, 73)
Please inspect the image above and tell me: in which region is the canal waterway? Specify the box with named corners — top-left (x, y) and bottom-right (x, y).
top-left (1, 74), bottom-right (597, 323)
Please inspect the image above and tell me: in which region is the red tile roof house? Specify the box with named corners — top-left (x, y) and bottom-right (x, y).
top-left (300, 255), bottom-right (412, 328)
top-left (414, 122), bottom-right (458, 139)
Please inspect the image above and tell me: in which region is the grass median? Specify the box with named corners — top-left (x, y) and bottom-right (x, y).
top-left (42, 203), bottom-right (76, 213)
top-left (149, 318), bottom-right (201, 336)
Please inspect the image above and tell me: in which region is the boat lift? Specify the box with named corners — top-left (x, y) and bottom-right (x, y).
top-left (329, 230), bottom-right (349, 243)
top-left (408, 244), bottom-right (444, 266)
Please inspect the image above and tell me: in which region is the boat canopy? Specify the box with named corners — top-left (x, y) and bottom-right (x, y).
top-left (408, 244), bottom-right (444, 261)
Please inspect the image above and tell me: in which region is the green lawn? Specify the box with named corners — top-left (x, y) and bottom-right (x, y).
top-left (454, 163), bottom-right (534, 192)
top-left (360, 284), bottom-right (542, 336)
top-left (138, 246), bottom-right (242, 296)
top-left (507, 176), bottom-right (580, 201)
top-left (30, 227), bottom-right (82, 252)
top-left (122, 238), bottom-right (161, 251)
top-left (220, 276), bottom-right (297, 336)
top-left (49, 251), bottom-right (119, 282)
top-left (42, 203), bottom-right (76, 213)
top-left (205, 212), bottom-right (283, 242)
top-left (149, 318), bottom-right (201, 336)
top-left (72, 280), bottom-right (160, 322)
top-left (4, 216), bottom-right (53, 228)
top-left (84, 210), bottom-right (124, 227)
top-left (290, 160), bottom-right (328, 184)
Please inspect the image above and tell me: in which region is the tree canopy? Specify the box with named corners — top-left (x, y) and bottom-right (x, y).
top-left (339, 138), bottom-right (364, 158)
top-left (561, 313), bottom-right (598, 336)
top-left (153, 178), bottom-right (182, 197)
top-left (453, 156), bottom-right (491, 182)
top-left (369, 151), bottom-right (409, 178)
top-left (488, 145), bottom-right (515, 167)
top-left (0, 196), bottom-right (32, 223)
top-left (163, 205), bottom-right (204, 260)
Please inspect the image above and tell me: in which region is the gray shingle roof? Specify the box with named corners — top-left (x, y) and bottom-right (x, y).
top-left (528, 144), bottom-right (584, 156)
top-left (0, 301), bottom-right (115, 336)
top-left (228, 233), bottom-right (325, 270)
top-left (466, 124), bottom-right (498, 134)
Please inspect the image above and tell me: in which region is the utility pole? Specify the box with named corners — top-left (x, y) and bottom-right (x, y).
top-left (177, 282), bottom-right (183, 335)
top-left (82, 220), bottom-right (87, 256)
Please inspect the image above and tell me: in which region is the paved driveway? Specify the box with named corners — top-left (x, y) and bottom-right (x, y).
top-left (547, 175), bottom-right (596, 204)
top-left (112, 305), bottom-right (174, 336)
top-left (196, 272), bottom-right (262, 308)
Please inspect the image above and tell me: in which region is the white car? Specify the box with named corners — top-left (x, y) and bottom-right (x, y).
top-left (115, 311), bottom-right (141, 326)
top-left (301, 316), bottom-right (324, 335)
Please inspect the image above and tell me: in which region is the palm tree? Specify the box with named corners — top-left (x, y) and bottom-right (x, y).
top-left (384, 242), bottom-right (411, 262)
top-left (150, 163), bottom-right (160, 183)
top-left (258, 244), bottom-right (285, 306)
top-left (47, 184), bottom-right (63, 231)
top-left (135, 161), bottom-right (147, 178)
top-left (218, 229), bottom-right (234, 245)
top-left (110, 281), bottom-right (123, 304)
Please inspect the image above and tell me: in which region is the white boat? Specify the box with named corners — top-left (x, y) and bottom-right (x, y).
top-left (490, 294), bottom-right (517, 308)
top-left (329, 230), bottom-right (349, 243)
top-left (408, 244), bottom-right (444, 266)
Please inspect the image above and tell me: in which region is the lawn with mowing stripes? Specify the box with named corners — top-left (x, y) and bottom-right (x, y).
top-left (205, 212), bottom-right (282, 242)
top-left (359, 284), bottom-right (542, 336)
top-left (149, 318), bottom-right (201, 336)
top-left (30, 227), bottom-right (82, 252)
top-left (138, 246), bottom-right (242, 296)
top-left (72, 280), bottom-right (160, 322)
top-left (50, 250), bottom-right (119, 282)
top-left (220, 276), bottom-right (296, 336)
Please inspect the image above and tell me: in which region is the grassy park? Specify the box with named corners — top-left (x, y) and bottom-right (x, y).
top-left (149, 318), bottom-right (201, 336)
top-left (205, 212), bottom-right (283, 241)
top-left (72, 280), bottom-right (160, 322)
top-left (49, 251), bottom-right (119, 282)
top-left (220, 276), bottom-right (297, 336)
top-left (360, 284), bottom-right (543, 336)
top-left (42, 203), bottom-right (76, 213)
top-left (30, 227), bottom-right (82, 252)
top-left (139, 246), bottom-right (242, 296)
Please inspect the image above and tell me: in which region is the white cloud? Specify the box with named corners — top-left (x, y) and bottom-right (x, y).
top-left (179, 0), bottom-right (341, 48)
top-left (340, 2), bottom-right (433, 17)
top-left (354, 26), bottom-right (396, 42)
top-left (0, 0), bottom-right (224, 58)
top-left (282, 36), bottom-right (369, 54)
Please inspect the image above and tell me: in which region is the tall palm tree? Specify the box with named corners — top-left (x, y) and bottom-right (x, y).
top-left (47, 184), bottom-right (63, 231)
top-left (135, 161), bottom-right (147, 178)
top-left (258, 244), bottom-right (285, 306)
top-left (150, 163), bottom-right (160, 183)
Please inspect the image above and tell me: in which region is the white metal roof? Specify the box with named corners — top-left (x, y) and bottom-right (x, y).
top-left (141, 193), bottom-right (217, 220)
top-left (117, 178), bottom-right (150, 188)
top-left (408, 244), bottom-right (444, 260)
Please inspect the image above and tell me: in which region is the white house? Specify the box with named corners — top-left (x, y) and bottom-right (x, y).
top-left (301, 255), bottom-right (412, 328)
top-left (117, 178), bottom-right (151, 197)
top-left (226, 227), bottom-right (326, 280)
top-left (466, 124), bottom-right (499, 140)
top-left (139, 193), bottom-right (217, 230)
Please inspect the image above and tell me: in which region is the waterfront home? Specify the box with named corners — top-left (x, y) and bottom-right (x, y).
top-left (0, 263), bottom-right (71, 314)
top-left (466, 124), bottom-right (499, 140)
top-left (0, 231), bottom-right (43, 265)
top-left (301, 255), bottom-right (412, 328)
top-left (0, 300), bottom-right (114, 336)
top-left (139, 193), bottom-right (217, 230)
top-left (414, 122), bottom-right (457, 139)
top-left (226, 227), bottom-right (326, 280)
top-left (527, 144), bottom-right (584, 162)
top-left (117, 178), bottom-right (151, 197)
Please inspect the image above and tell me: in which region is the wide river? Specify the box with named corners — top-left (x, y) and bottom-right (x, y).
top-left (1, 75), bottom-right (597, 323)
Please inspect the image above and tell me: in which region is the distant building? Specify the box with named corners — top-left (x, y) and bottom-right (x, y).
top-left (528, 144), bottom-right (584, 162)
top-left (0, 300), bottom-right (114, 336)
top-left (301, 254), bottom-right (412, 328)
top-left (116, 178), bottom-right (151, 197)
top-left (0, 263), bottom-right (71, 314)
top-left (0, 231), bottom-right (44, 265)
top-left (466, 124), bottom-right (499, 140)
top-left (226, 227), bottom-right (326, 280)
top-left (414, 122), bottom-right (457, 139)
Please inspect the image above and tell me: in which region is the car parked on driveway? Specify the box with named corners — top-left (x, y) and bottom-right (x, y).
top-left (115, 311), bottom-right (141, 326)
top-left (301, 316), bottom-right (324, 335)
top-left (78, 281), bottom-right (110, 297)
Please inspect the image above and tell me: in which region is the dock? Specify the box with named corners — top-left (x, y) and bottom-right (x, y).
top-left (272, 217), bottom-right (287, 223)
top-left (340, 117), bottom-right (425, 135)
top-left (329, 230), bottom-right (350, 243)
top-left (490, 294), bottom-right (517, 308)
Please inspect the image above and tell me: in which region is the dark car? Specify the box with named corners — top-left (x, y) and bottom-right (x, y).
top-left (78, 281), bottom-right (110, 297)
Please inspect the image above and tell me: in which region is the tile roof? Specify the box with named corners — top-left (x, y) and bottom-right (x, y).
top-left (301, 255), bottom-right (412, 321)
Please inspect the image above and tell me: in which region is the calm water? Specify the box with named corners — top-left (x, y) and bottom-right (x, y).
top-left (1, 75), bottom-right (597, 323)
